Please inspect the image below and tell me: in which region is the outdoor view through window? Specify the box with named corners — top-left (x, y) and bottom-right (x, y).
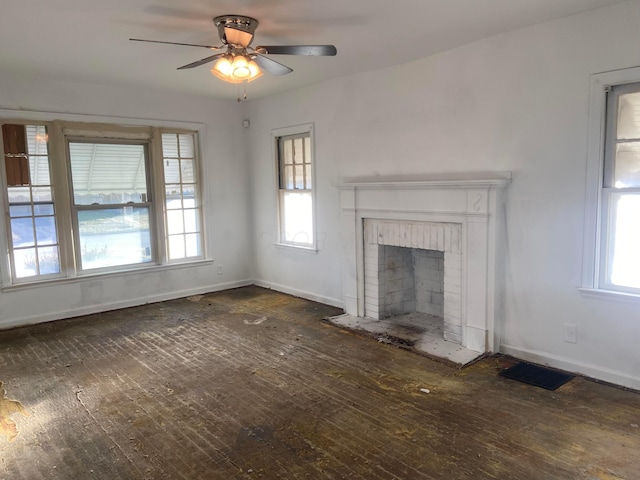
top-left (605, 87), bottom-right (640, 291)
top-left (2, 122), bottom-right (202, 283)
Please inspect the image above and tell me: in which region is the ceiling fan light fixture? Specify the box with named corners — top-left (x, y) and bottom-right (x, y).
top-left (232, 55), bottom-right (251, 78)
top-left (210, 53), bottom-right (262, 84)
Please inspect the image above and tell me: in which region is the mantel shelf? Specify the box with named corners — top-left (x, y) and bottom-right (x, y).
top-left (338, 171), bottom-right (512, 190)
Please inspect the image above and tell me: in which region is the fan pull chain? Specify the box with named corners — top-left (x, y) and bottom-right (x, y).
top-left (237, 82), bottom-right (249, 102)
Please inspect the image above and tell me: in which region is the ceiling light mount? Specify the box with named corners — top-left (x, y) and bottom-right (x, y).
top-left (213, 15), bottom-right (259, 47)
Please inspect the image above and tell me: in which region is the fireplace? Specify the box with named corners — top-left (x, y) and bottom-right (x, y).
top-left (364, 220), bottom-right (463, 344)
top-left (339, 173), bottom-right (510, 353)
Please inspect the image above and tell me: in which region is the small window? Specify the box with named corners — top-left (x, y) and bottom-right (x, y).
top-left (275, 126), bottom-right (315, 248)
top-left (600, 83), bottom-right (640, 293)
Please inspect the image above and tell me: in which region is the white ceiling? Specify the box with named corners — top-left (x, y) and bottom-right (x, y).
top-left (0, 0), bottom-right (625, 100)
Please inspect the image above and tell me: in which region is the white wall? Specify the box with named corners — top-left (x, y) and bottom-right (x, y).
top-left (246, 1), bottom-right (640, 389)
top-left (0, 73), bottom-right (253, 327)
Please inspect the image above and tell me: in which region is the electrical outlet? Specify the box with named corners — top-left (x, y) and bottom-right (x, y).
top-left (564, 323), bottom-right (577, 343)
top-left (217, 265), bottom-right (223, 275)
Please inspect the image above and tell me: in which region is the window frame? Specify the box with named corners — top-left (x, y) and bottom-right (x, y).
top-left (272, 123), bottom-right (317, 251)
top-left (2, 123), bottom-right (63, 282)
top-left (0, 111), bottom-right (208, 288)
top-left (161, 131), bottom-right (204, 262)
top-left (66, 137), bottom-right (157, 274)
top-left (581, 67), bottom-right (640, 301)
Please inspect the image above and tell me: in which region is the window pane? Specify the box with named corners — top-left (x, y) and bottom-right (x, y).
top-left (164, 159), bottom-right (180, 184)
top-left (166, 185), bottom-right (182, 209)
top-left (162, 135), bottom-right (179, 158)
top-left (304, 138), bottom-right (311, 165)
top-left (182, 185), bottom-right (196, 208)
top-left (282, 191), bottom-right (313, 245)
top-left (168, 235), bottom-right (185, 260)
top-left (608, 193), bottom-right (640, 288)
top-left (32, 186), bottom-right (52, 202)
top-left (305, 164), bottom-right (313, 189)
top-left (617, 92), bottom-right (640, 140)
top-left (294, 138), bottom-right (304, 164)
top-left (34, 204), bottom-right (54, 216)
top-left (167, 210), bottom-right (184, 234)
top-left (13, 247), bottom-right (37, 278)
top-left (35, 216), bottom-right (57, 245)
top-left (185, 233), bottom-right (200, 257)
top-left (178, 134), bottom-right (195, 158)
top-left (614, 142), bottom-right (640, 188)
top-left (183, 208), bottom-right (198, 233)
top-left (26, 125), bottom-right (48, 155)
top-left (7, 187), bottom-right (30, 203)
top-left (283, 139), bottom-right (293, 165)
top-left (294, 165), bottom-right (305, 189)
top-left (28, 156), bottom-right (51, 186)
top-left (181, 159), bottom-right (195, 183)
top-left (10, 205), bottom-right (32, 217)
top-left (38, 246), bottom-right (60, 275)
top-left (283, 166), bottom-right (294, 189)
top-left (77, 207), bottom-right (152, 270)
top-left (69, 143), bottom-right (148, 205)
top-left (11, 218), bottom-right (35, 247)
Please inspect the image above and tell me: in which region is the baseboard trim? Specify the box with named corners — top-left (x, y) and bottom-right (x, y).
top-left (253, 279), bottom-right (344, 309)
top-left (500, 343), bottom-right (640, 391)
top-left (0, 279), bottom-right (253, 331)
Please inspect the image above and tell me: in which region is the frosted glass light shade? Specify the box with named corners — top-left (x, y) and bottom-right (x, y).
top-left (211, 55), bottom-right (262, 84)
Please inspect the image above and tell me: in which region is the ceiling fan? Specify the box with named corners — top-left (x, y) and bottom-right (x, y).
top-left (130, 15), bottom-right (337, 85)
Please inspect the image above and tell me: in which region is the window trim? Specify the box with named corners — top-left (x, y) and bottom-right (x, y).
top-left (66, 137), bottom-right (157, 273)
top-left (581, 66), bottom-right (640, 302)
top-left (0, 109), bottom-right (208, 288)
top-left (272, 123), bottom-right (318, 251)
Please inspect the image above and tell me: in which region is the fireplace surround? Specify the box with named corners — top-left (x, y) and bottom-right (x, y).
top-left (339, 173), bottom-right (510, 353)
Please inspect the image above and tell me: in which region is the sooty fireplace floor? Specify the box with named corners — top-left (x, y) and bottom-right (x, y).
top-left (326, 312), bottom-right (483, 366)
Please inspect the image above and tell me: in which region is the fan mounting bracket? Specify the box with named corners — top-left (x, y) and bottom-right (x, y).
top-left (213, 15), bottom-right (259, 40)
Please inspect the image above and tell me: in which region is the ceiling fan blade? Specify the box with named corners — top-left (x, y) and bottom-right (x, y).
top-left (253, 54), bottom-right (293, 76)
top-left (254, 45), bottom-right (337, 56)
top-left (129, 38), bottom-right (221, 50)
top-left (177, 53), bottom-right (225, 70)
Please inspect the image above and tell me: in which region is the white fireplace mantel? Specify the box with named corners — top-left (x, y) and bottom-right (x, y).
top-left (338, 172), bottom-right (511, 353)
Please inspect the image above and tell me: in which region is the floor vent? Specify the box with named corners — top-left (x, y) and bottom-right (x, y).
top-left (500, 362), bottom-right (574, 390)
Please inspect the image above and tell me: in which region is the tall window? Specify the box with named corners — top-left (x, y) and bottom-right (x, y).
top-left (275, 125), bottom-right (315, 248)
top-left (162, 133), bottom-right (202, 260)
top-left (1, 120), bottom-right (204, 285)
top-left (2, 124), bottom-right (60, 279)
top-left (600, 83), bottom-right (640, 293)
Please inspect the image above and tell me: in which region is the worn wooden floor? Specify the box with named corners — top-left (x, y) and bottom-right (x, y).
top-left (0, 286), bottom-right (639, 479)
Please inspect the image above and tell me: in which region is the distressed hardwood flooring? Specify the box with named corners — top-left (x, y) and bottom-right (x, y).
top-left (0, 286), bottom-right (639, 479)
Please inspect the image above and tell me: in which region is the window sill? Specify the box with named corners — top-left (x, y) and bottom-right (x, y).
top-left (2, 258), bottom-right (214, 292)
top-left (274, 243), bottom-right (318, 254)
top-left (578, 287), bottom-right (640, 304)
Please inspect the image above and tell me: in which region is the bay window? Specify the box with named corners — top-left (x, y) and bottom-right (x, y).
top-left (1, 120), bottom-right (204, 285)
